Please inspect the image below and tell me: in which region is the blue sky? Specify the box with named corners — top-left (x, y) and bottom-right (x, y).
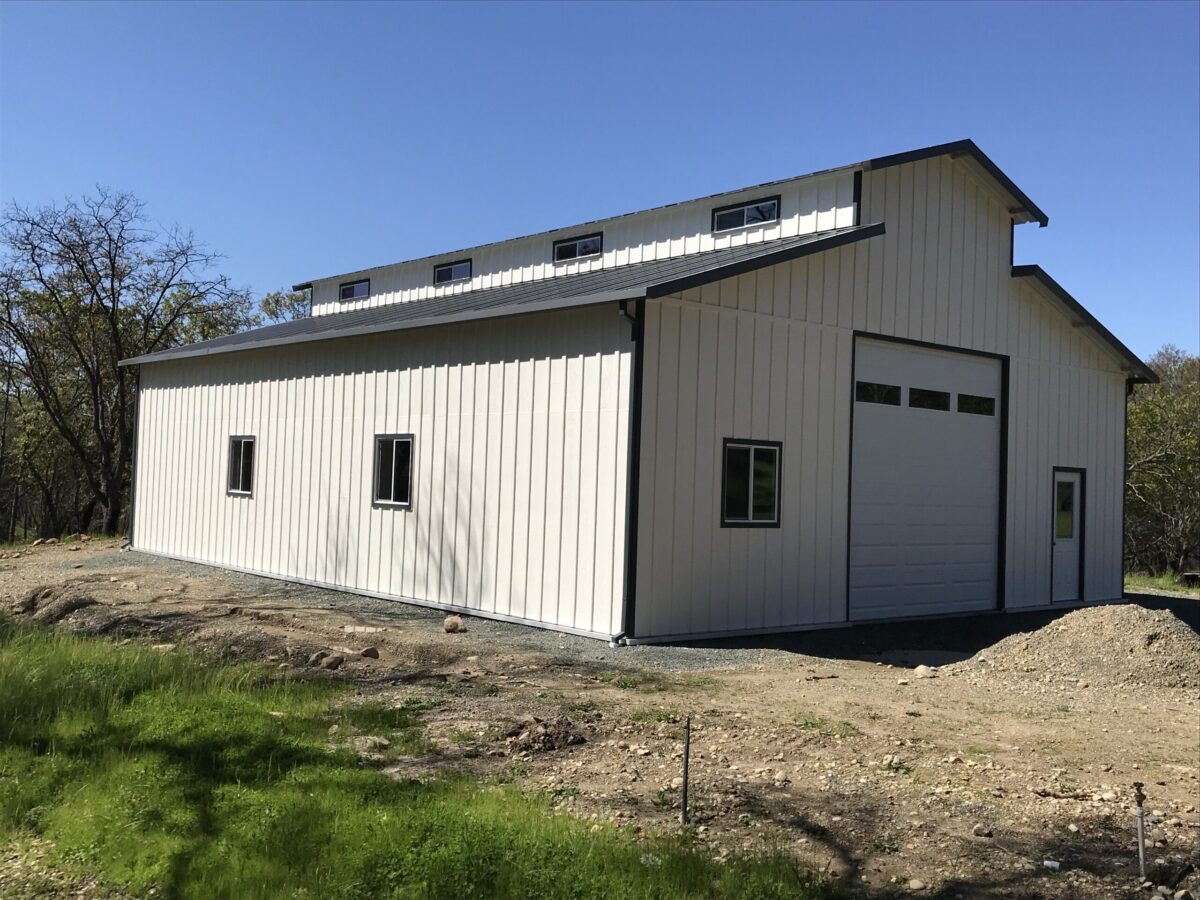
top-left (1, 1), bottom-right (1196, 357)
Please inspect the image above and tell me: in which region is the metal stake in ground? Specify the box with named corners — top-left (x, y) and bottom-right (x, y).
top-left (681, 714), bottom-right (691, 826)
top-left (1134, 781), bottom-right (1147, 880)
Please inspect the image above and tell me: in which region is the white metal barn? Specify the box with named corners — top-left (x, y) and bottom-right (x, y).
top-left (123, 140), bottom-right (1157, 643)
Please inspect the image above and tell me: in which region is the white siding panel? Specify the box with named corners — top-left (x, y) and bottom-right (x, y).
top-left (133, 306), bottom-right (632, 639)
top-left (634, 155), bottom-right (1129, 638)
top-left (310, 172), bottom-right (857, 316)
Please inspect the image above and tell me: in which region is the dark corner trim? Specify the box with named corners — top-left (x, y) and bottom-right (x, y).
top-left (864, 139), bottom-right (1049, 228)
top-left (290, 281), bottom-right (313, 293)
top-left (997, 356), bottom-right (1010, 610)
top-left (1011, 265), bottom-right (1158, 384)
top-left (1052, 466), bottom-right (1087, 603)
top-left (127, 366), bottom-right (141, 546)
top-left (852, 170), bottom-right (863, 227)
top-left (1120, 392), bottom-right (1129, 594)
top-left (647, 222), bottom-right (885, 299)
top-left (620, 297), bottom-right (646, 640)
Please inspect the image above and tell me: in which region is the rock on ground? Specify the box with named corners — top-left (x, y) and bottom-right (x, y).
top-left (949, 605), bottom-right (1200, 689)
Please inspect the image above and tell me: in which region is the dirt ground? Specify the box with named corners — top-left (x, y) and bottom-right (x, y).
top-left (2, 539), bottom-right (1198, 900)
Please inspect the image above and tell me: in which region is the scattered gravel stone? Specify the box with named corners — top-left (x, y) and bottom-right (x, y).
top-left (908, 878), bottom-right (926, 891)
top-left (949, 605), bottom-right (1200, 689)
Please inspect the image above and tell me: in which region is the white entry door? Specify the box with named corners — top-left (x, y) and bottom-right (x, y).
top-left (849, 339), bottom-right (1002, 620)
top-left (1052, 470), bottom-right (1082, 602)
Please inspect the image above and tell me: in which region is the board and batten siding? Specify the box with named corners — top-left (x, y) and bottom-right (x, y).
top-left (311, 171), bottom-right (856, 316)
top-left (133, 306), bottom-right (633, 638)
top-left (633, 154), bottom-right (1127, 639)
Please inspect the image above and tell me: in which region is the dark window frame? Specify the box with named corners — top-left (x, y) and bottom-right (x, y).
top-left (720, 438), bottom-right (782, 528)
top-left (552, 232), bottom-right (604, 263)
top-left (227, 435), bottom-right (256, 497)
top-left (372, 433), bottom-right (415, 509)
top-left (711, 195), bottom-right (781, 234)
top-left (338, 278), bottom-right (370, 302)
top-left (433, 259), bottom-right (472, 285)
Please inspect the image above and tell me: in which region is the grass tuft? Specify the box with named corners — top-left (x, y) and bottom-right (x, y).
top-left (0, 616), bottom-right (837, 897)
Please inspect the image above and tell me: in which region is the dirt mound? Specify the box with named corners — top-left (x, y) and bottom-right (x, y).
top-left (11, 584), bottom-right (98, 623)
top-left (506, 716), bottom-right (587, 753)
top-left (953, 604), bottom-right (1200, 689)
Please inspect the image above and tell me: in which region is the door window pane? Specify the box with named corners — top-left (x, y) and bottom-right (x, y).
top-left (1055, 480), bottom-right (1074, 539)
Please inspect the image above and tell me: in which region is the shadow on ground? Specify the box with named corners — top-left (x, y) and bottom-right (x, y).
top-left (669, 594), bottom-right (1200, 667)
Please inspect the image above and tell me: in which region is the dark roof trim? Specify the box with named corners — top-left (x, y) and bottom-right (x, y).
top-left (290, 282), bottom-right (312, 292)
top-left (866, 139), bottom-right (1049, 228)
top-left (119, 288), bottom-right (647, 366)
top-left (646, 221), bottom-right (885, 298)
top-left (120, 224), bottom-right (884, 367)
top-left (1011, 265), bottom-right (1157, 383)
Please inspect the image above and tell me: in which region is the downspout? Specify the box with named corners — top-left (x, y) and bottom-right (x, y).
top-left (615, 298), bottom-right (646, 646)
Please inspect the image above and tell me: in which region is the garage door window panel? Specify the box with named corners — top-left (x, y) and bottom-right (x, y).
top-left (855, 381), bottom-right (901, 405)
top-left (909, 387), bottom-right (950, 411)
top-left (958, 394), bottom-right (995, 416)
top-left (722, 440), bottom-right (780, 527)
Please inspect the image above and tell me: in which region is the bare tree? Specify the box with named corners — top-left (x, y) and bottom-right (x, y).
top-left (0, 189), bottom-right (257, 534)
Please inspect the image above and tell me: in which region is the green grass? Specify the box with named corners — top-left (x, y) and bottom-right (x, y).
top-left (628, 707), bottom-right (682, 724)
top-left (1125, 571), bottom-right (1200, 597)
top-left (0, 616), bottom-right (835, 899)
top-left (794, 713), bottom-right (861, 739)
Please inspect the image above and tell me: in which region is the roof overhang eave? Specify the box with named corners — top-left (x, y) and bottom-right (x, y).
top-left (1011, 265), bottom-right (1158, 384)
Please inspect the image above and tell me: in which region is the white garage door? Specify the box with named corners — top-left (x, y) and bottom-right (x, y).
top-left (849, 339), bottom-right (1002, 620)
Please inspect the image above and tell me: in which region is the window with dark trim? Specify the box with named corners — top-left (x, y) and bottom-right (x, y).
top-left (909, 387), bottom-right (951, 411)
top-left (721, 440), bottom-right (781, 527)
top-left (855, 381), bottom-right (901, 406)
top-left (711, 196), bottom-right (780, 233)
top-left (553, 232), bottom-right (603, 263)
top-left (339, 279), bottom-right (369, 302)
top-left (433, 259), bottom-right (472, 285)
top-left (957, 394), bottom-right (996, 416)
top-left (373, 434), bottom-right (414, 508)
top-left (227, 436), bottom-right (255, 495)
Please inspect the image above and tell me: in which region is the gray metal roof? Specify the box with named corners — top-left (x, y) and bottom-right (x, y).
top-left (121, 223), bottom-right (883, 367)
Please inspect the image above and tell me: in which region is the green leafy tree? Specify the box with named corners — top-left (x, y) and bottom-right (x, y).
top-left (0, 189), bottom-right (257, 535)
top-left (1125, 345), bottom-right (1200, 575)
top-left (260, 287), bottom-right (310, 324)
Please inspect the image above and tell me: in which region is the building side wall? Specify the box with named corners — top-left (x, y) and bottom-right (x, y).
top-left (634, 155), bottom-right (1127, 638)
top-left (133, 306), bottom-right (632, 637)
top-left (311, 171), bottom-right (855, 316)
